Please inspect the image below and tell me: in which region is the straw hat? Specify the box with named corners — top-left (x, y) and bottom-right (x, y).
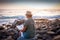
top-left (26, 11), bottom-right (32, 16)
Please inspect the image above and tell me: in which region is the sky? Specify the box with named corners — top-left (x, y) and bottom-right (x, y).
top-left (0, 2), bottom-right (60, 16)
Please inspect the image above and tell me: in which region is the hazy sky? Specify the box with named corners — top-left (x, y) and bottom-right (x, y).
top-left (0, 2), bottom-right (60, 16)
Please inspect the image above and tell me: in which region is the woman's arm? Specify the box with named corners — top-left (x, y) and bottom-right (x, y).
top-left (20, 26), bottom-right (27, 32)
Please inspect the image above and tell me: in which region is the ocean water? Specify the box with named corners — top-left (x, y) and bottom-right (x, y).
top-left (0, 18), bottom-right (16, 24)
top-left (0, 15), bottom-right (60, 24)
